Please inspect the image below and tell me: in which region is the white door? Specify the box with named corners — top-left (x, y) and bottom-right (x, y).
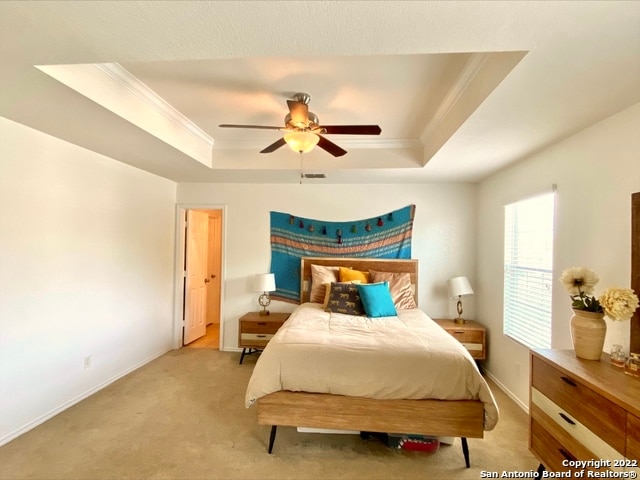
top-left (206, 211), bottom-right (222, 326)
top-left (184, 210), bottom-right (209, 345)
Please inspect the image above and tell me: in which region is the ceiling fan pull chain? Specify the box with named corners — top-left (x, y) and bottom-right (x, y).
top-left (299, 152), bottom-right (304, 184)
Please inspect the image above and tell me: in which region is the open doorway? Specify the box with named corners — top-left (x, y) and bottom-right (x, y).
top-left (176, 207), bottom-right (224, 350)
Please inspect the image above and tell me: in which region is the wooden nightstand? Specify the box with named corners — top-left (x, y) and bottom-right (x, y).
top-left (433, 318), bottom-right (486, 360)
top-left (238, 312), bottom-right (290, 364)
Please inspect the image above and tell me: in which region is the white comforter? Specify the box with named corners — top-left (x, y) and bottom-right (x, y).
top-left (245, 303), bottom-right (499, 430)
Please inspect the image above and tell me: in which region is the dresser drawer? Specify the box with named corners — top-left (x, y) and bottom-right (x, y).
top-left (240, 321), bottom-right (282, 335)
top-left (532, 388), bottom-right (625, 464)
top-left (239, 333), bottom-right (274, 347)
top-left (447, 329), bottom-right (483, 344)
top-left (447, 329), bottom-right (485, 359)
top-left (628, 414), bottom-right (640, 461)
top-left (531, 418), bottom-right (582, 474)
top-left (531, 356), bottom-right (626, 454)
top-left (434, 319), bottom-right (486, 360)
top-left (628, 414), bottom-right (640, 478)
top-left (531, 403), bottom-right (601, 465)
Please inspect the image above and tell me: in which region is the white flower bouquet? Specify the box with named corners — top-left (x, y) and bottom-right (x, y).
top-left (560, 267), bottom-right (639, 321)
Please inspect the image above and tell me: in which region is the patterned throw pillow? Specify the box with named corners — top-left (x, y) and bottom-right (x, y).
top-left (322, 281), bottom-right (361, 308)
top-left (325, 282), bottom-right (365, 316)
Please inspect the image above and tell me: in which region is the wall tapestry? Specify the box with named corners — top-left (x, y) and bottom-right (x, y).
top-left (269, 204), bottom-right (415, 303)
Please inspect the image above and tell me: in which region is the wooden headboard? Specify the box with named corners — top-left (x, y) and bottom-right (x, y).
top-left (300, 257), bottom-right (419, 305)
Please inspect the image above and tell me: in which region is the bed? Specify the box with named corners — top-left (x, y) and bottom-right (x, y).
top-left (245, 257), bottom-right (499, 467)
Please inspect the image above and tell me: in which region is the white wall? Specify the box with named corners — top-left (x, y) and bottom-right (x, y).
top-left (177, 183), bottom-right (478, 350)
top-left (0, 117), bottom-right (177, 444)
top-left (477, 102), bottom-right (640, 408)
top-left (6, 100), bottom-right (635, 442)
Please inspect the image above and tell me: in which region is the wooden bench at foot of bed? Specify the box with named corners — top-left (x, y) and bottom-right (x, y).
top-left (257, 391), bottom-right (484, 467)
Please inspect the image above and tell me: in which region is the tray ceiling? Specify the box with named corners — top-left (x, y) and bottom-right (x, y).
top-left (1, 1), bottom-right (639, 184)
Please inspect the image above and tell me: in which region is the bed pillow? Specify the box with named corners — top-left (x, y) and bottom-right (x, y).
top-left (310, 265), bottom-right (340, 303)
top-left (357, 281), bottom-right (397, 318)
top-left (339, 266), bottom-right (370, 284)
top-left (323, 280), bottom-right (361, 308)
top-left (324, 282), bottom-right (365, 316)
top-left (369, 270), bottom-right (417, 310)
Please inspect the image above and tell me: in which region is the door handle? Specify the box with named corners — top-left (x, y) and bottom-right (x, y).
top-left (204, 278), bottom-right (210, 283)
top-left (210, 274), bottom-right (216, 279)
top-left (559, 413), bottom-right (576, 425)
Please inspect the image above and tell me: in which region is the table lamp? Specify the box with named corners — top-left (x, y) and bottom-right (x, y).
top-left (447, 276), bottom-right (474, 324)
top-left (254, 273), bottom-right (276, 316)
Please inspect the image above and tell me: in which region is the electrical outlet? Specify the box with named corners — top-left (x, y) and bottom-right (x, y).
top-left (84, 355), bottom-right (91, 369)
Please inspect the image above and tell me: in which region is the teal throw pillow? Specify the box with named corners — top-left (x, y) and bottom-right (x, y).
top-left (357, 282), bottom-right (397, 318)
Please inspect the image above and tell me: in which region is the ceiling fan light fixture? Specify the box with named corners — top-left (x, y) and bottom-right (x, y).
top-left (284, 131), bottom-right (319, 153)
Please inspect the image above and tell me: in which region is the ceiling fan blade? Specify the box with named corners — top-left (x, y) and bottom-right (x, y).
top-left (260, 137), bottom-right (287, 153)
top-left (219, 124), bottom-right (282, 130)
top-left (320, 125), bottom-right (381, 135)
top-left (317, 135), bottom-right (347, 157)
top-left (286, 100), bottom-right (309, 126)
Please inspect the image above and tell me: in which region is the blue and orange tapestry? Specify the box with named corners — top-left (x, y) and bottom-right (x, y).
top-left (269, 205), bottom-right (415, 303)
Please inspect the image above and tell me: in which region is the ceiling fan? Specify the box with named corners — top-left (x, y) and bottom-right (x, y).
top-left (219, 93), bottom-right (381, 157)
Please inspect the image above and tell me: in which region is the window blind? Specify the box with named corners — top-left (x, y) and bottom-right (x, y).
top-left (503, 192), bottom-right (555, 349)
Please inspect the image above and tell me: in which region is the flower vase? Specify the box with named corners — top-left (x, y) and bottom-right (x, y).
top-left (570, 309), bottom-right (607, 360)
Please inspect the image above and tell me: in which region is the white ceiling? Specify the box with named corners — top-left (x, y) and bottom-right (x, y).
top-left (1, 1), bottom-right (639, 184)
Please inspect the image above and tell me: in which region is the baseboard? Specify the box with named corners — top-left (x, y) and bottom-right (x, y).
top-left (481, 368), bottom-right (529, 414)
top-left (221, 347), bottom-right (242, 353)
top-left (0, 347), bottom-right (172, 447)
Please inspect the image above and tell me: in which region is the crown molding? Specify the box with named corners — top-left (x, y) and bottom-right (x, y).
top-left (36, 62), bottom-right (214, 166)
top-left (420, 52), bottom-right (491, 143)
top-left (95, 63), bottom-right (214, 148)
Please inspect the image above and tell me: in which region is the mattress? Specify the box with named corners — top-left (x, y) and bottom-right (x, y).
top-left (245, 303), bottom-right (499, 430)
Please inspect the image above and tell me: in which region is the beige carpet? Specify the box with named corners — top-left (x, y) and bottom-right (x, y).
top-left (0, 348), bottom-right (538, 480)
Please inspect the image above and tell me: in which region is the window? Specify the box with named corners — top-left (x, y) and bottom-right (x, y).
top-left (503, 191), bottom-right (555, 349)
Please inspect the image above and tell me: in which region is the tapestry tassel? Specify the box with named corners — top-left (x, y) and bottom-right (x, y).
top-left (377, 217), bottom-right (384, 227)
top-left (337, 229), bottom-right (342, 244)
top-left (322, 226), bottom-right (327, 235)
top-left (299, 220), bottom-right (304, 228)
top-left (365, 223), bottom-right (372, 232)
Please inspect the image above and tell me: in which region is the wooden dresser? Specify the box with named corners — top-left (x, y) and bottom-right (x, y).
top-left (530, 349), bottom-right (640, 476)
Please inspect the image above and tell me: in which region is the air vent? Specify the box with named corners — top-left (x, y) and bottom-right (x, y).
top-left (302, 173), bottom-right (326, 179)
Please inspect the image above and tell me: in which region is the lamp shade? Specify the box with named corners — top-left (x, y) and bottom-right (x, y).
top-left (284, 131), bottom-right (319, 153)
top-left (447, 276), bottom-right (474, 298)
top-left (254, 273), bottom-right (276, 292)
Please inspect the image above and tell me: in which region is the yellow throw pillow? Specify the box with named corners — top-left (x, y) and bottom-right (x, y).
top-left (339, 267), bottom-right (370, 284)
